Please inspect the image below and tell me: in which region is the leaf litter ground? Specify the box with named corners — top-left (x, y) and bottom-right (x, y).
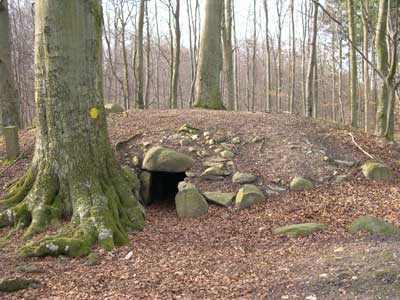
top-left (1, 110), bottom-right (400, 299)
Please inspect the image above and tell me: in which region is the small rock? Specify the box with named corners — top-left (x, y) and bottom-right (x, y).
top-left (232, 172), bottom-right (257, 184)
top-left (188, 147), bottom-right (197, 153)
top-left (191, 134), bottom-right (199, 141)
top-left (104, 103), bottom-right (124, 114)
top-left (179, 139), bottom-right (191, 146)
top-left (208, 139), bottom-right (215, 145)
top-left (175, 188), bottom-right (208, 218)
top-left (319, 273), bottom-right (328, 278)
top-left (214, 147), bottom-right (224, 154)
top-left (131, 156), bottom-right (141, 167)
top-left (86, 252), bottom-right (100, 266)
top-left (290, 176), bottom-right (313, 191)
top-left (142, 141), bottom-right (151, 148)
top-left (231, 137), bottom-right (241, 144)
top-left (197, 150), bottom-right (209, 157)
top-left (334, 247), bottom-right (345, 253)
top-left (140, 171), bottom-right (152, 205)
top-left (251, 136), bottom-right (264, 143)
top-left (203, 131), bottom-right (211, 138)
top-left (348, 215), bottom-right (400, 235)
top-left (201, 165), bottom-right (231, 177)
top-left (361, 162), bottom-right (392, 181)
top-left (201, 175), bottom-right (225, 181)
top-left (305, 296), bottom-right (317, 300)
top-left (272, 223), bottom-right (327, 238)
top-left (185, 171), bottom-right (196, 178)
top-left (0, 278), bottom-right (39, 292)
top-left (334, 174), bottom-right (351, 184)
top-left (235, 185), bottom-right (265, 210)
top-left (203, 192), bottom-right (236, 207)
top-left (177, 181), bottom-right (196, 191)
top-left (124, 251), bottom-right (133, 260)
top-left (333, 159), bottom-right (355, 167)
top-left (220, 150), bottom-right (234, 159)
top-left (16, 265), bottom-right (45, 274)
top-left (178, 124), bottom-right (199, 134)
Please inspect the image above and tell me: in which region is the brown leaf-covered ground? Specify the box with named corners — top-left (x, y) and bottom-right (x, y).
top-left (1, 110), bottom-right (400, 300)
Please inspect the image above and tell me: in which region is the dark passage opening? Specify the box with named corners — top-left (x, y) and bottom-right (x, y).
top-left (147, 171), bottom-right (186, 207)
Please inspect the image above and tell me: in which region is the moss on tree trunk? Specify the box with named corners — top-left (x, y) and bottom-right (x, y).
top-left (0, 0), bottom-right (145, 257)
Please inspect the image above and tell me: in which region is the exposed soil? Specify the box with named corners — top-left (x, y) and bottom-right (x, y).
top-left (1, 110), bottom-right (400, 299)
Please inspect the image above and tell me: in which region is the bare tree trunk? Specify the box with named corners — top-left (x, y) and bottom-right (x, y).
top-left (171, 0), bottom-right (181, 109)
top-left (362, 0), bottom-right (370, 133)
top-left (347, 0), bottom-right (358, 127)
top-left (264, 0), bottom-right (272, 112)
top-left (135, 0), bottom-right (145, 109)
top-left (305, 0), bottom-right (318, 117)
top-left (144, 1), bottom-right (151, 108)
top-left (222, 0), bottom-right (235, 111)
top-left (251, 0), bottom-right (257, 112)
top-left (289, 0), bottom-right (295, 113)
top-left (332, 30), bottom-right (336, 121)
top-left (0, 0), bottom-right (20, 129)
top-left (194, 0), bottom-right (224, 109)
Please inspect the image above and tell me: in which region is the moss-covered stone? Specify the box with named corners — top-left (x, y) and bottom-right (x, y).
top-left (272, 223), bottom-right (327, 238)
top-left (86, 252), bottom-right (100, 266)
top-left (178, 124), bottom-right (199, 134)
top-left (201, 165), bottom-right (230, 177)
top-left (142, 146), bottom-right (194, 173)
top-left (290, 176), bottom-right (313, 191)
top-left (104, 103), bottom-right (124, 114)
top-left (139, 171), bottom-right (151, 206)
top-left (235, 185), bottom-right (265, 210)
top-left (203, 192), bottom-right (235, 207)
top-left (348, 215), bottom-right (400, 235)
top-left (232, 172), bottom-right (257, 184)
top-left (361, 162), bottom-right (393, 181)
top-left (16, 265), bottom-right (45, 274)
top-left (175, 188), bottom-right (208, 218)
top-left (220, 150), bottom-right (234, 159)
top-left (0, 277), bottom-right (39, 292)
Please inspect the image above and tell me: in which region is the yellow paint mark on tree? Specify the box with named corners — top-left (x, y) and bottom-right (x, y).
top-left (90, 107), bottom-right (99, 119)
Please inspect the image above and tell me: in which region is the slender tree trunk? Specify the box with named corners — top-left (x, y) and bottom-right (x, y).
top-left (338, 30), bottom-right (345, 123)
top-left (144, 1), bottom-right (151, 108)
top-left (194, 0), bottom-right (224, 109)
top-left (0, 0), bottom-right (21, 129)
top-left (347, 0), bottom-right (358, 127)
top-left (222, 0), bottom-right (235, 111)
top-left (362, 0), bottom-right (370, 133)
top-left (135, 0), bottom-right (145, 109)
top-left (171, 0), bottom-right (181, 109)
top-left (289, 0), bottom-right (295, 113)
top-left (0, 0), bottom-right (144, 257)
top-left (264, 0), bottom-right (272, 112)
top-left (305, 0), bottom-right (318, 117)
top-left (332, 30), bottom-right (336, 121)
top-left (251, 0), bottom-right (257, 112)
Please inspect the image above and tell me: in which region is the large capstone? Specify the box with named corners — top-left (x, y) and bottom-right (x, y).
top-left (142, 146), bottom-right (194, 173)
top-left (235, 184), bottom-right (265, 210)
top-left (175, 187), bottom-right (208, 218)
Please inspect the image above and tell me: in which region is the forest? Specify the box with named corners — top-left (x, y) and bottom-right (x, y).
top-left (1, 0), bottom-right (400, 299)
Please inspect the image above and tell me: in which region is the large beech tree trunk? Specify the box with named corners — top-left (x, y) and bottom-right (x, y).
top-left (0, 0), bottom-right (144, 257)
top-left (0, 0), bottom-right (20, 129)
top-left (193, 0), bottom-right (224, 109)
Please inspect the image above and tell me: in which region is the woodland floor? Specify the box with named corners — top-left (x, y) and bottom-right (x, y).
top-left (1, 110), bottom-right (400, 300)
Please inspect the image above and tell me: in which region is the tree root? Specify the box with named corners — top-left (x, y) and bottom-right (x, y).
top-left (0, 159), bottom-right (145, 257)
